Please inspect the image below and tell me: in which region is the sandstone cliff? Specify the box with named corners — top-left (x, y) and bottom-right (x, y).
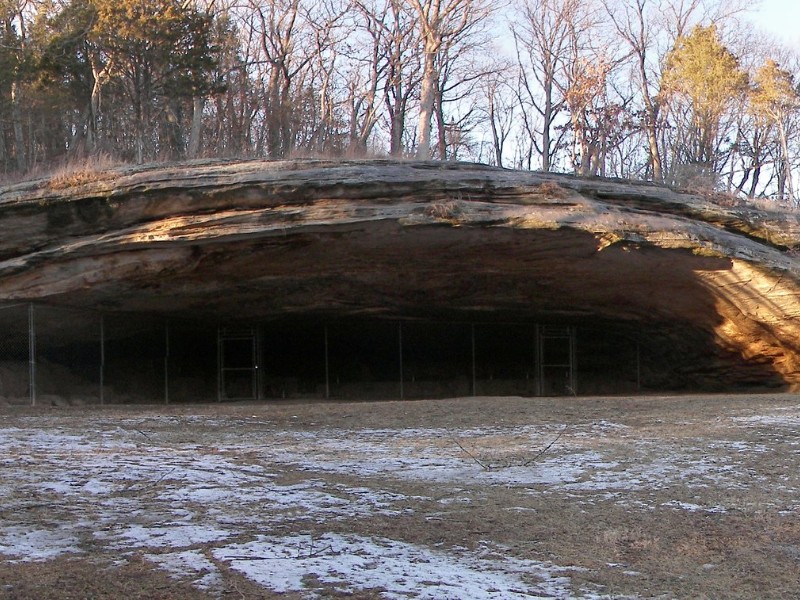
top-left (1, 159), bottom-right (798, 393)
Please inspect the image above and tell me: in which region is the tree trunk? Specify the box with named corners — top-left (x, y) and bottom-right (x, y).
top-left (135, 88), bottom-right (144, 164)
top-left (748, 166), bottom-right (761, 199)
top-left (572, 112), bottom-right (590, 175)
top-left (435, 85), bottom-right (447, 159)
top-left (541, 83), bottom-right (553, 172)
top-left (88, 58), bottom-right (109, 154)
top-left (188, 97), bottom-right (205, 158)
top-left (0, 118), bottom-right (7, 171)
top-left (266, 68), bottom-right (282, 157)
top-left (638, 56), bottom-right (662, 183)
top-left (416, 47), bottom-right (436, 159)
top-left (488, 93), bottom-right (503, 167)
top-left (778, 120), bottom-right (794, 200)
top-left (389, 93), bottom-right (406, 156)
top-left (11, 81), bottom-right (26, 172)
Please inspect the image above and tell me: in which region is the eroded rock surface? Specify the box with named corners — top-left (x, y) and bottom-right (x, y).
top-left (1, 159), bottom-right (799, 392)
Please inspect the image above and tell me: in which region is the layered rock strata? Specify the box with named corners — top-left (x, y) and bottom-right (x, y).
top-left (1, 159), bottom-right (798, 391)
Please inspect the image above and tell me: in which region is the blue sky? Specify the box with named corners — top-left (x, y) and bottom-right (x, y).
top-left (746, 0), bottom-right (800, 43)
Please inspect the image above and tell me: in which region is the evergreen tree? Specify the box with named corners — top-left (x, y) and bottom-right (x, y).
top-left (661, 25), bottom-right (748, 185)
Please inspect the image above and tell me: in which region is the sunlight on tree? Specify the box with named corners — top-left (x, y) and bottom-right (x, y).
top-left (661, 25), bottom-right (748, 186)
top-left (749, 59), bottom-right (800, 199)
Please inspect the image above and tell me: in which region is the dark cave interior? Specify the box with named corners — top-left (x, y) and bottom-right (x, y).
top-left (0, 303), bottom-right (783, 405)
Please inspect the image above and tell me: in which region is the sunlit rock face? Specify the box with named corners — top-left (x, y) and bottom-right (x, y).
top-left (0, 158), bottom-right (798, 392)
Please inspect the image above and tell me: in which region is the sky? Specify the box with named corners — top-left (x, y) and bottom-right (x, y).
top-left (746, 0), bottom-right (800, 44)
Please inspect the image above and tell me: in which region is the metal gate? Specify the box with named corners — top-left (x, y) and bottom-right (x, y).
top-left (536, 325), bottom-right (577, 396)
top-left (217, 327), bottom-right (259, 400)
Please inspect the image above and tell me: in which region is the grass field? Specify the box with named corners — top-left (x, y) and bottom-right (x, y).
top-left (1, 394), bottom-right (799, 598)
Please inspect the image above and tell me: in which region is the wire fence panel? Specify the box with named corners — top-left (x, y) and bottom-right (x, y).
top-left (103, 314), bottom-right (168, 404)
top-left (167, 320), bottom-right (217, 403)
top-left (0, 306), bottom-right (646, 405)
top-left (0, 304), bottom-right (32, 404)
top-left (33, 305), bottom-right (102, 406)
top-left (102, 315), bottom-right (218, 404)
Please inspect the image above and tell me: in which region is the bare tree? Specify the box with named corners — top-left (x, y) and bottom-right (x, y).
top-left (345, 0), bottom-right (389, 154)
top-left (204, 4), bottom-right (258, 157)
top-left (346, 0), bottom-right (418, 155)
top-left (242, 0), bottom-right (313, 157)
top-left (2, 0), bottom-right (30, 171)
top-left (601, 0), bottom-right (667, 181)
top-left (479, 66), bottom-right (515, 167)
top-left (380, 0), bottom-right (420, 156)
top-left (602, 0), bottom-right (749, 183)
top-left (407, 0), bottom-right (492, 159)
top-left (511, 0), bottom-right (585, 172)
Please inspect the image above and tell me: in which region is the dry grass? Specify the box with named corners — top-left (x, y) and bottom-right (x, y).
top-left (0, 554), bottom-right (217, 600)
top-left (1, 394), bottom-right (800, 598)
top-left (44, 153), bottom-right (123, 190)
top-left (424, 200), bottom-right (463, 220)
top-left (528, 180), bottom-right (570, 201)
top-left (0, 154), bottom-right (127, 191)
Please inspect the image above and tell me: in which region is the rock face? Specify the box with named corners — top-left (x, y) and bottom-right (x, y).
top-left (1, 158), bottom-right (799, 394)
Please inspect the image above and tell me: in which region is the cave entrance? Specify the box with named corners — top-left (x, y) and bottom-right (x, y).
top-left (217, 327), bottom-right (260, 400)
top-left (0, 305), bottom-right (650, 405)
top-left (254, 319), bottom-right (591, 399)
top-left (216, 318), bottom-right (627, 400)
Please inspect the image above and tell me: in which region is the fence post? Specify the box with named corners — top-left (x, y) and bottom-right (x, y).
top-left (100, 314), bottom-right (105, 405)
top-left (636, 334), bottom-right (642, 392)
top-left (471, 323), bottom-right (477, 397)
top-left (216, 326), bottom-right (222, 402)
top-left (164, 320), bottom-right (170, 405)
top-left (324, 325), bottom-right (330, 400)
top-left (28, 303), bottom-right (35, 406)
top-left (398, 322), bottom-right (404, 400)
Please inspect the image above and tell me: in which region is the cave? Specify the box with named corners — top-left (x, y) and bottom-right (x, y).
top-left (0, 159), bottom-right (798, 404)
top-left (0, 306), bottom-right (784, 405)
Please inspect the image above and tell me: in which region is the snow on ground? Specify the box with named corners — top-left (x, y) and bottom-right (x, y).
top-left (256, 425), bottom-right (761, 493)
top-left (733, 413), bottom-right (800, 427)
top-left (0, 527), bottom-right (82, 562)
top-left (3, 421), bottom-right (599, 597)
top-left (1, 406), bottom-right (797, 598)
top-left (214, 534), bottom-right (579, 599)
top-left (145, 549), bottom-right (225, 594)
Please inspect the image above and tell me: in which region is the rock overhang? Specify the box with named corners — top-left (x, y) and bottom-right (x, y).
top-left (1, 158), bottom-right (799, 392)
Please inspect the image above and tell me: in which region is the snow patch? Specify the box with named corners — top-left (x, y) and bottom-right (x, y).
top-left (97, 523), bottom-right (231, 549)
top-left (660, 500), bottom-right (727, 514)
top-left (0, 527), bottom-right (82, 562)
top-left (145, 549), bottom-right (224, 593)
top-left (214, 533), bottom-right (578, 599)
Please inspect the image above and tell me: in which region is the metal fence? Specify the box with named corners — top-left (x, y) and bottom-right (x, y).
top-left (0, 304), bottom-right (33, 403)
top-left (0, 304), bottom-right (221, 406)
top-left (32, 304), bottom-right (102, 405)
top-left (0, 303), bottom-right (645, 405)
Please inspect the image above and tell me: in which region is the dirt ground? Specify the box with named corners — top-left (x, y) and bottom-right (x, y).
top-left (1, 394), bottom-right (800, 599)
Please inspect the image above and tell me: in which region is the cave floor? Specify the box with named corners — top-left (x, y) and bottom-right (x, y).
top-left (1, 393), bottom-right (799, 599)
